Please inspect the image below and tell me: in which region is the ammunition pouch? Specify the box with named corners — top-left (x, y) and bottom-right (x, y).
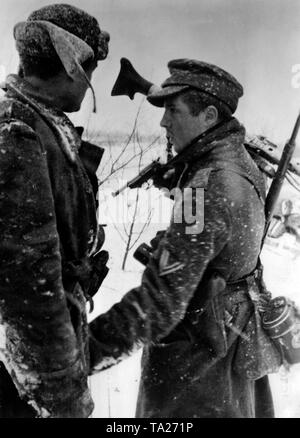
top-left (232, 266), bottom-right (300, 370)
top-left (215, 268), bottom-right (300, 378)
top-left (226, 271), bottom-right (282, 380)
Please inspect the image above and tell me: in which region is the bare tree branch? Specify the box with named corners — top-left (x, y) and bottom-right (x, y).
top-left (111, 220), bottom-right (128, 245)
top-left (97, 138), bottom-right (158, 187)
top-left (130, 208), bottom-right (153, 250)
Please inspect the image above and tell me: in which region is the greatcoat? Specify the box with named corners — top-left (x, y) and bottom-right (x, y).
top-left (89, 117), bottom-right (279, 418)
top-left (0, 74), bottom-right (104, 417)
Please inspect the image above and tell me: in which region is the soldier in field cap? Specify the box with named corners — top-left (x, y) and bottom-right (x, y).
top-left (88, 60), bottom-right (279, 418)
top-left (0, 4), bottom-right (110, 418)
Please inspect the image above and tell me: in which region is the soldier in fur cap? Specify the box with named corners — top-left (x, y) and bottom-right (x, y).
top-left (0, 4), bottom-right (109, 417)
top-left (88, 59), bottom-right (279, 418)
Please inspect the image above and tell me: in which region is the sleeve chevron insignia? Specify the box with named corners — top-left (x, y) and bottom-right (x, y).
top-left (158, 248), bottom-right (184, 276)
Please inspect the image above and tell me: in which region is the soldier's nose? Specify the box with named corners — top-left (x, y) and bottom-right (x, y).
top-left (160, 111), bottom-right (169, 128)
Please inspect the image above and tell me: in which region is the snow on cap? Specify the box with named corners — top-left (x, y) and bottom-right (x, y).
top-left (14, 3), bottom-right (110, 62)
top-left (147, 58), bottom-right (243, 113)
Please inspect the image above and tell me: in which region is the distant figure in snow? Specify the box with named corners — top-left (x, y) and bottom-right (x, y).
top-left (268, 199), bottom-right (300, 243)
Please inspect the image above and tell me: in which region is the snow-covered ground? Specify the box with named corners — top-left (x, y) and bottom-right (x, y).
top-left (88, 141), bottom-right (300, 418)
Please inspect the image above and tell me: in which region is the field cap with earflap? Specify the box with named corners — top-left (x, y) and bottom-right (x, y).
top-left (147, 58), bottom-right (243, 114)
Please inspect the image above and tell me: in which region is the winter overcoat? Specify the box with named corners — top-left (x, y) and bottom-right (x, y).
top-left (89, 117), bottom-right (280, 418)
top-left (0, 75), bottom-right (104, 418)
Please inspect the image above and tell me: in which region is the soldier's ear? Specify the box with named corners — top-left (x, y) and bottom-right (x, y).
top-left (204, 105), bottom-right (218, 126)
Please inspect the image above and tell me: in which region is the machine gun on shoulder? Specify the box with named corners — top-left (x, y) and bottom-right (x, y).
top-left (112, 132), bottom-right (300, 197)
top-left (264, 112), bottom-right (300, 237)
top-left (244, 134), bottom-right (300, 179)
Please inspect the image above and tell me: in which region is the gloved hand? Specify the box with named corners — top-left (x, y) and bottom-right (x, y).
top-left (86, 250), bottom-right (109, 305)
top-left (149, 230), bottom-right (166, 251)
top-left (133, 231), bottom-right (166, 266)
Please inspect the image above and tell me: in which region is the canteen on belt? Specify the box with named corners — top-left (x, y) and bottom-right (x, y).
top-left (262, 296), bottom-right (300, 365)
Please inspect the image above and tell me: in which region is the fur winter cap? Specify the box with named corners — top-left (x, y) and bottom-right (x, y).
top-left (14, 3), bottom-right (110, 62)
top-left (13, 4), bottom-right (110, 112)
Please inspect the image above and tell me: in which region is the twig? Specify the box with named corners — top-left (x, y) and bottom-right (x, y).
top-left (130, 209), bottom-right (153, 250)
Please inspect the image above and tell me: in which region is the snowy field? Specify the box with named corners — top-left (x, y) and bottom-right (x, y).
top-left (87, 140), bottom-right (300, 418)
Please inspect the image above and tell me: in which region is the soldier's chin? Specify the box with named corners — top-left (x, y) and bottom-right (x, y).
top-left (173, 142), bottom-right (184, 153)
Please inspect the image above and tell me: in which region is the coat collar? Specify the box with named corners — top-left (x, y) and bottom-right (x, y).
top-left (166, 117), bottom-right (266, 202)
top-left (172, 117), bottom-right (246, 166)
top-left (2, 74), bottom-right (81, 162)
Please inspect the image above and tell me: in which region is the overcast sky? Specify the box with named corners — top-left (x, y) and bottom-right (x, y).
top-left (1, 0), bottom-right (300, 146)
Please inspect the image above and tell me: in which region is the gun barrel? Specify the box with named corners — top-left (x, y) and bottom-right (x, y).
top-left (112, 182), bottom-right (129, 197)
top-left (111, 159), bottom-right (162, 197)
top-left (290, 111), bottom-right (300, 144)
